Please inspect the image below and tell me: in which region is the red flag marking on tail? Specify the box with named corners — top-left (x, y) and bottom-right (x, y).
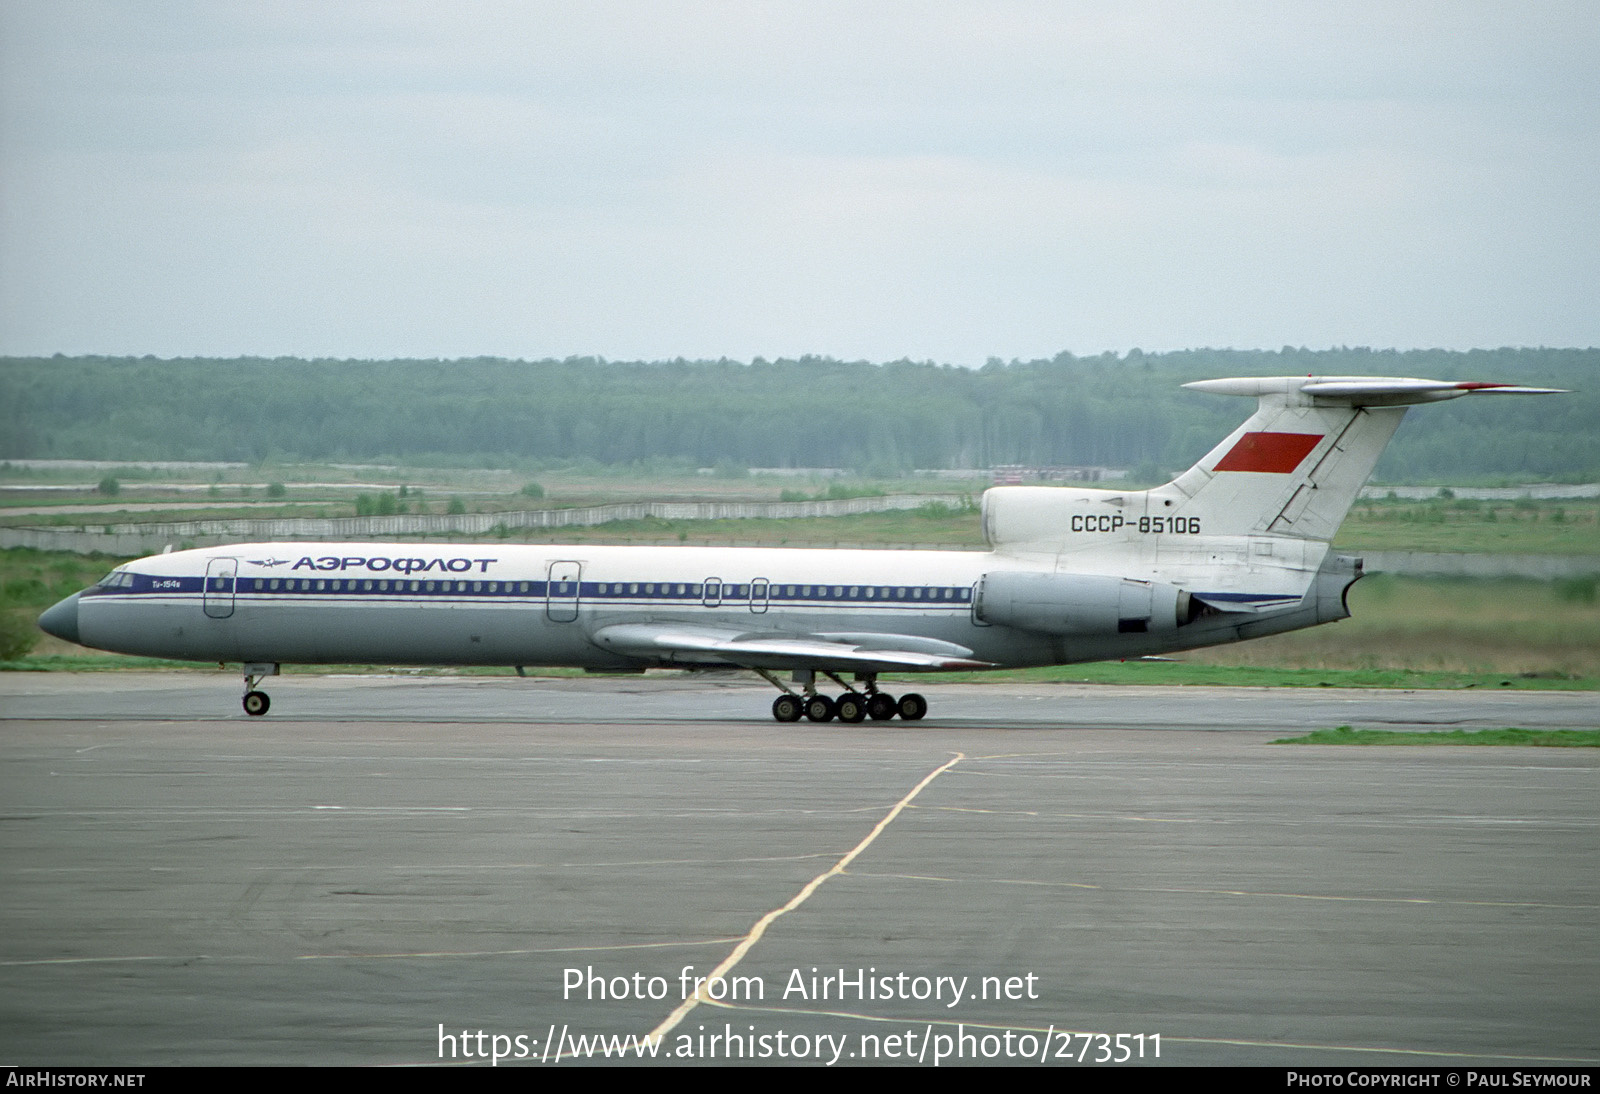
top-left (1213, 432), bottom-right (1323, 473)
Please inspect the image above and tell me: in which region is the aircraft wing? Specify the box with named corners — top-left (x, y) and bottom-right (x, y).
top-left (588, 623), bottom-right (996, 672)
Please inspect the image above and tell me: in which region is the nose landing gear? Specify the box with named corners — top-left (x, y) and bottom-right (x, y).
top-left (241, 662), bottom-right (279, 716)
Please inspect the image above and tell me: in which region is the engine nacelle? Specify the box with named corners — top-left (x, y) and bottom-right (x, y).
top-left (975, 571), bottom-right (1192, 636)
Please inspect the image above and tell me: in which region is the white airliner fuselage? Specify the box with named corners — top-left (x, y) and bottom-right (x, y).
top-left (37, 375), bottom-right (1560, 721)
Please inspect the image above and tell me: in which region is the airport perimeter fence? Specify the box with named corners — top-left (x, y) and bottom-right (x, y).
top-left (0, 493), bottom-right (974, 556)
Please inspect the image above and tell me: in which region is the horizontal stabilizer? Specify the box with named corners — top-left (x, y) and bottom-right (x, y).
top-left (1183, 376), bottom-right (1567, 406)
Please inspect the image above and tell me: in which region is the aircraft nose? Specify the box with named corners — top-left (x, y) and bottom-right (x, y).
top-left (38, 592), bottom-right (82, 645)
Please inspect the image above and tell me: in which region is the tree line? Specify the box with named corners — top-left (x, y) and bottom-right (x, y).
top-left (2, 348), bottom-right (1594, 481)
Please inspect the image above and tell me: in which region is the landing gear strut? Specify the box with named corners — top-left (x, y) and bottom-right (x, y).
top-left (242, 662), bottom-right (278, 716)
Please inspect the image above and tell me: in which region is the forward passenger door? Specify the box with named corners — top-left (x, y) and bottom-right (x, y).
top-left (203, 557), bottom-right (237, 619)
top-left (546, 561), bottom-right (582, 622)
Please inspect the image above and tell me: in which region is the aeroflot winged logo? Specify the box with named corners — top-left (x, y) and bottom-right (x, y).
top-left (1212, 432), bottom-right (1323, 474)
top-left (247, 557), bottom-right (290, 568)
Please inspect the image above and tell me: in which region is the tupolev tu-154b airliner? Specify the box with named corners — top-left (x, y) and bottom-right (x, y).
top-left (37, 375), bottom-right (1562, 722)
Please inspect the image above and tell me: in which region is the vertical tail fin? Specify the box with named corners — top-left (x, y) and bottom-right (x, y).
top-left (978, 376), bottom-right (1564, 555)
top-left (1164, 376), bottom-right (1565, 541)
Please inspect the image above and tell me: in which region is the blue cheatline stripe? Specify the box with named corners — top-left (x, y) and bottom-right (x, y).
top-left (85, 573), bottom-right (980, 607)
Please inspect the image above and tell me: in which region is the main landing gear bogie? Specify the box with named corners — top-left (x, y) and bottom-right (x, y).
top-left (755, 669), bottom-right (929, 724)
top-left (787, 690), bottom-right (925, 723)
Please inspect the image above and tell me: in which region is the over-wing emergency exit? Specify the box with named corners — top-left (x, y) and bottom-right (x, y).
top-left (37, 376), bottom-right (1563, 721)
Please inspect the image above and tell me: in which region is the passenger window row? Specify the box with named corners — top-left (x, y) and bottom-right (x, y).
top-left (124, 574), bottom-right (975, 603)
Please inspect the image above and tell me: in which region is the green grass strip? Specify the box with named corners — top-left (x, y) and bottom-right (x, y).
top-left (1272, 726), bottom-right (1600, 746)
top-left (890, 662), bottom-right (1599, 691)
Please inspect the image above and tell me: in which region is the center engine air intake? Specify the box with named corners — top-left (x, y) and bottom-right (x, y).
top-left (975, 571), bottom-right (1194, 636)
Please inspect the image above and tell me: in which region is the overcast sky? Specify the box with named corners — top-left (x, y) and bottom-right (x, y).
top-left (2, 1), bottom-right (1595, 363)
